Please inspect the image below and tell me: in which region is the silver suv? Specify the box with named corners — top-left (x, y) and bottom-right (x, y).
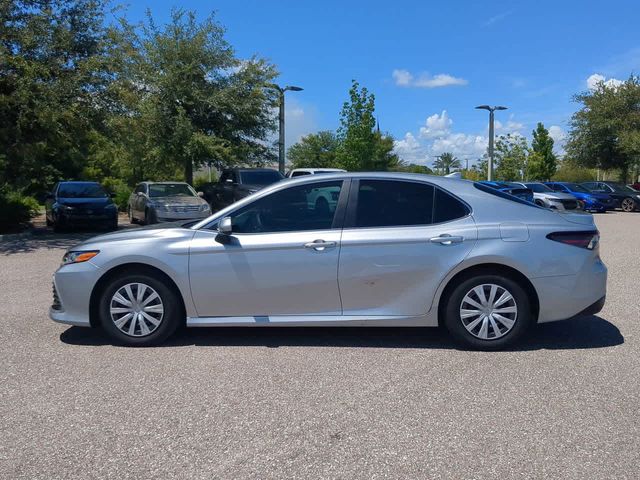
top-left (512, 182), bottom-right (580, 210)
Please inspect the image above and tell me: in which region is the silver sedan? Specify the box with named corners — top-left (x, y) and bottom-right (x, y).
top-left (51, 173), bottom-right (607, 350)
top-left (128, 181), bottom-right (211, 224)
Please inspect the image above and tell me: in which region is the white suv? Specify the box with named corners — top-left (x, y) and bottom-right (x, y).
top-left (287, 168), bottom-right (346, 178)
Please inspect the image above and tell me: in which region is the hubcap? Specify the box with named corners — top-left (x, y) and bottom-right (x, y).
top-left (459, 284), bottom-right (518, 340)
top-left (110, 283), bottom-right (164, 337)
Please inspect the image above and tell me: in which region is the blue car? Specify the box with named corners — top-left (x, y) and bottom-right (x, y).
top-left (545, 182), bottom-right (615, 212)
top-left (478, 181), bottom-right (534, 203)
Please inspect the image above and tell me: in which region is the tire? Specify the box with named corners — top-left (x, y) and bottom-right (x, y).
top-left (443, 274), bottom-right (533, 350)
top-left (534, 199), bottom-right (545, 207)
top-left (128, 207), bottom-right (137, 224)
top-left (144, 208), bottom-right (156, 225)
top-left (98, 272), bottom-right (182, 346)
top-left (621, 198), bottom-right (636, 212)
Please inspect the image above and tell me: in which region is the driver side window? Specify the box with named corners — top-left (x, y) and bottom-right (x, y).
top-left (231, 181), bottom-right (343, 233)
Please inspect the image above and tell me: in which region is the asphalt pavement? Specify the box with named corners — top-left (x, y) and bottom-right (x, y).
top-left (1, 212), bottom-right (639, 479)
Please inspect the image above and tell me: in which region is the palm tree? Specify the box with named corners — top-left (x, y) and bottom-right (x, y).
top-left (433, 152), bottom-right (461, 175)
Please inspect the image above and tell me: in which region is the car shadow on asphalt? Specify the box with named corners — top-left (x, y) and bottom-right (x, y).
top-left (60, 315), bottom-right (623, 351)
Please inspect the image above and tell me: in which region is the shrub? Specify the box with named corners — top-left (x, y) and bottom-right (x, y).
top-left (101, 177), bottom-right (132, 211)
top-left (193, 172), bottom-right (217, 191)
top-left (0, 186), bottom-right (40, 233)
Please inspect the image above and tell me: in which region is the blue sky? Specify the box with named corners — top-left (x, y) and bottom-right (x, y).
top-left (121, 0), bottom-right (640, 167)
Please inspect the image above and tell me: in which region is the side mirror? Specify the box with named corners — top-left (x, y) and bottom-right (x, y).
top-left (197, 191), bottom-right (204, 197)
top-left (217, 217), bottom-right (232, 235)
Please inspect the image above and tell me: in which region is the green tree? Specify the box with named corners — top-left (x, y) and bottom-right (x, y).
top-left (288, 131), bottom-right (340, 168)
top-left (393, 163), bottom-right (433, 174)
top-left (125, 9), bottom-right (278, 184)
top-left (336, 80), bottom-right (397, 171)
top-left (0, 0), bottom-right (117, 195)
top-left (433, 152), bottom-right (461, 175)
top-left (494, 134), bottom-right (529, 181)
top-left (566, 75), bottom-right (640, 182)
top-left (529, 123), bottom-right (557, 180)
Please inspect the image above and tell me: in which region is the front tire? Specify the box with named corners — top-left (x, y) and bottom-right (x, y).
top-left (98, 273), bottom-right (182, 346)
top-left (621, 198), bottom-right (636, 212)
top-left (443, 274), bottom-right (532, 350)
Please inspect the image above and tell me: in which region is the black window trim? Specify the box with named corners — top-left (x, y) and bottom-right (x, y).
top-left (343, 177), bottom-right (472, 230)
top-left (201, 178), bottom-right (351, 235)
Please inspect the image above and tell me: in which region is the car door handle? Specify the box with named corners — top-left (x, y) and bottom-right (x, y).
top-left (430, 235), bottom-right (464, 245)
top-left (304, 240), bottom-right (337, 251)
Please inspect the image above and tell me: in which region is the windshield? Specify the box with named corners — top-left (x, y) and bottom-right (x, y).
top-left (565, 183), bottom-right (589, 193)
top-left (149, 183), bottom-right (196, 198)
top-left (58, 183), bottom-right (108, 198)
top-left (524, 183), bottom-right (553, 193)
top-left (240, 170), bottom-right (283, 185)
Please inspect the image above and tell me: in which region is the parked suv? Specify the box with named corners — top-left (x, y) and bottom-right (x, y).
top-left (45, 181), bottom-right (118, 232)
top-left (511, 182), bottom-right (580, 210)
top-left (202, 168), bottom-right (283, 211)
top-left (128, 182), bottom-right (211, 225)
top-left (581, 181), bottom-right (640, 212)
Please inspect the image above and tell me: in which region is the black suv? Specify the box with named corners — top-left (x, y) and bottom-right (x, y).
top-left (45, 181), bottom-right (118, 232)
top-left (202, 168), bottom-right (284, 211)
top-left (581, 181), bottom-right (640, 212)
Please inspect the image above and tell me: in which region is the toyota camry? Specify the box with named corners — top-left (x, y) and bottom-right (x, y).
top-left (50, 173), bottom-right (607, 350)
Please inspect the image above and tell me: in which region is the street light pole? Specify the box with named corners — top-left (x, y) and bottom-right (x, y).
top-left (475, 105), bottom-right (507, 181)
top-left (267, 83), bottom-right (303, 175)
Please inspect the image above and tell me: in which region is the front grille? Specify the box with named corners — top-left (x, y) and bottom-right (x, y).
top-left (52, 283), bottom-right (62, 311)
top-left (169, 205), bottom-right (200, 213)
top-left (561, 199), bottom-right (579, 210)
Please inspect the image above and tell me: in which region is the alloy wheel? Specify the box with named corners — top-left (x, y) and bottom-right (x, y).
top-left (459, 284), bottom-right (518, 340)
top-left (109, 283), bottom-right (164, 337)
top-left (621, 198), bottom-right (635, 212)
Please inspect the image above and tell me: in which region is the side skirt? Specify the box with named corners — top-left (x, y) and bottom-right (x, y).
top-left (186, 314), bottom-right (436, 328)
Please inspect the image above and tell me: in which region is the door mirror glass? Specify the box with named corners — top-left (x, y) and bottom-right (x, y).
top-left (218, 217), bottom-right (233, 234)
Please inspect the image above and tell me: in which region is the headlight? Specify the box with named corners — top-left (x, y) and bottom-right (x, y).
top-left (200, 204), bottom-right (210, 212)
top-left (62, 250), bottom-right (100, 265)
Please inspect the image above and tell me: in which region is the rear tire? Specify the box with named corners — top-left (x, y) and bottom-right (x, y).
top-left (443, 274), bottom-right (533, 350)
top-left (621, 198), bottom-right (636, 212)
top-left (98, 273), bottom-right (182, 346)
top-left (128, 207), bottom-right (137, 224)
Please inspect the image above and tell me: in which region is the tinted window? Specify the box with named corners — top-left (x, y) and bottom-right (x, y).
top-left (474, 182), bottom-right (542, 208)
top-left (524, 183), bottom-right (553, 193)
top-left (291, 171), bottom-right (311, 177)
top-left (231, 181), bottom-right (342, 233)
top-left (582, 182), bottom-right (597, 191)
top-left (134, 184), bottom-right (145, 194)
top-left (608, 182), bottom-right (637, 193)
top-left (149, 183), bottom-right (196, 198)
top-left (57, 183), bottom-right (108, 198)
top-left (565, 183), bottom-right (589, 193)
top-left (354, 180), bottom-right (434, 227)
top-left (239, 170), bottom-right (284, 185)
top-left (434, 188), bottom-right (470, 223)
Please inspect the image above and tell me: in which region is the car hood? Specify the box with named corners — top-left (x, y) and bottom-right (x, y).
top-left (75, 222), bottom-right (198, 249)
top-left (149, 196), bottom-right (206, 206)
top-left (58, 197), bottom-right (113, 206)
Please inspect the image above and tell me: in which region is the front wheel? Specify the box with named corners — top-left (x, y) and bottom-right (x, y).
top-left (621, 198), bottom-right (636, 212)
top-left (98, 273), bottom-right (182, 346)
top-left (443, 275), bottom-right (532, 350)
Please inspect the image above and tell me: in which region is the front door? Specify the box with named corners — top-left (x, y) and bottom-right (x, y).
top-left (189, 179), bottom-right (348, 318)
top-left (338, 178), bottom-right (477, 317)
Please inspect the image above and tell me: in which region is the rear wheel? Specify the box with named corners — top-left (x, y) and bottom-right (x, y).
top-left (443, 274), bottom-right (532, 350)
top-left (128, 206), bottom-right (137, 224)
top-left (621, 198), bottom-right (636, 212)
top-left (98, 273), bottom-right (182, 346)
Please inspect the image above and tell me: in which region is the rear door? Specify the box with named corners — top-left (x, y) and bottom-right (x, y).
top-left (338, 178), bottom-right (477, 317)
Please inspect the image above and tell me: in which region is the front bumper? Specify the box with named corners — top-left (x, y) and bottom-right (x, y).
top-left (48, 262), bottom-right (100, 327)
top-left (155, 210), bottom-right (210, 222)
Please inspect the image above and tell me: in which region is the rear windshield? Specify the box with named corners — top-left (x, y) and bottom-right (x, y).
top-left (474, 182), bottom-right (541, 208)
top-left (149, 183), bottom-right (196, 198)
top-left (524, 183), bottom-right (553, 193)
top-left (240, 170), bottom-right (283, 185)
top-left (58, 183), bottom-right (108, 198)
top-left (609, 183), bottom-right (638, 193)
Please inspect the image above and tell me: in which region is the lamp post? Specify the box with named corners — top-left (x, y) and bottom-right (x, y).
top-left (266, 83), bottom-right (303, 174)
top-left (475, 105), bottom-right (507, 181)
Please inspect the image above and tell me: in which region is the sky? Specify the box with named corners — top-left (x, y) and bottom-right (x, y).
top-left (120, 0), bottom-right (640, 168)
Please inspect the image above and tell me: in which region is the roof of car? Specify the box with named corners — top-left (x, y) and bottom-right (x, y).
top-left (143, 181), bottom-right (190, 185)
top-left (225, 168), bottom-right (280, 172)
top-left (290, 168), bottom-right (347, 172)
top-left (58, 181), bottom-right (100, 184)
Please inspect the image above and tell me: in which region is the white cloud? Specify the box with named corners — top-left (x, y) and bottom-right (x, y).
top-left (548, 125), bottom-right (566, 144)
top-left (494, 117), bottom-right (525, 134)
top-left (587, 73), bottom-right (623, 90)
top-left (393, 132), bottom-right (427, 164)
top-left (392, 69), bottom-right (468, 88)
top-left (278, 99), bottom-right (318, 150)
top-left (430, 132), bottom-right (488, 159)
top-left (419, 110), bottom-right (453, 138)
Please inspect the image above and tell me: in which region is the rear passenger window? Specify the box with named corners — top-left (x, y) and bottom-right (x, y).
top-left (291, 171), bottom-right (310, 177)
top-left (433, 188), bottom-right (470, 223)
top-left (354, 180), bottom-right (434, 227)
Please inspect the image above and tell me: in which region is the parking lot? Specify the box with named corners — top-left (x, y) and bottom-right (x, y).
top-left (0, 212), bottom-right (639, 479)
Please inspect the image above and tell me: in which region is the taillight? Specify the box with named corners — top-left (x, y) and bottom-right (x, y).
top-left (546, 231), bottom-right (599, 249)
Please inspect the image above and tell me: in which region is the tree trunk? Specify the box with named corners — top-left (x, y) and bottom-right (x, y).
top-left (185, 159), bottom-right (193, 185)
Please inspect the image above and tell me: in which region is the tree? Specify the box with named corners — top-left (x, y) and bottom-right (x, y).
top-left (125, 9), bottom-right (278, 184)
top-left (529, 123), bottom-right (557, 180)
top-left (492, 134), bottom-right (529, 181)
top-left (0, 0), bottom-right (117, 195)
top-left (433, 152), bottom-right (461, 175)
top-left (392, 163), bottom-right (433, 174)
top-left (566, 75), bottom-right (640, 182)
top-left (336, 80), bottom-right (397, 171)
top-left (287, 131), bottom-right (340, 169)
